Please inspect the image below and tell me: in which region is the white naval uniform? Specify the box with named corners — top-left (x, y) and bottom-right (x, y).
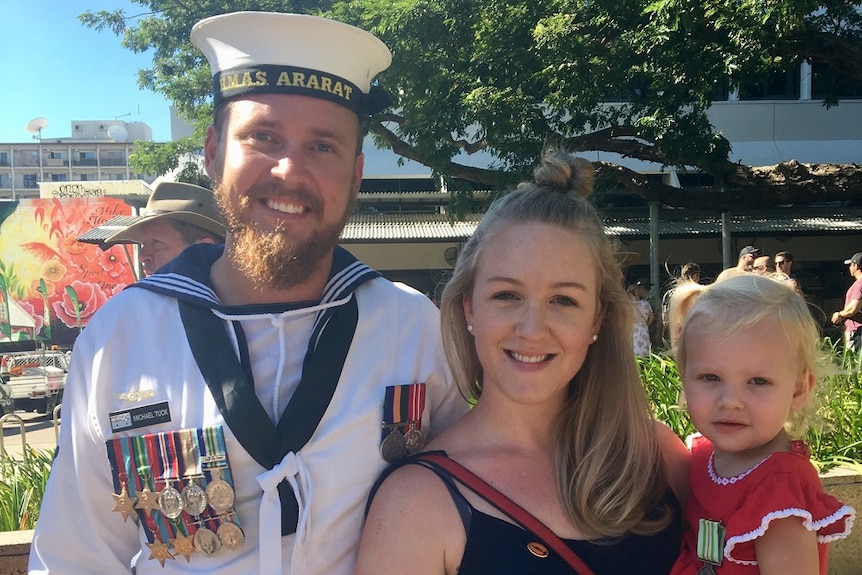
top-left (29, 245), bottom-right (466, 574)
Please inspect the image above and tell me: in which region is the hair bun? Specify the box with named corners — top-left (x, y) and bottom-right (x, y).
top-left (532, 151), bottom-right (594, 199)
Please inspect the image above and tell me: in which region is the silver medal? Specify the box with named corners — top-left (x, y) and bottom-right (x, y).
top-left (157, 484), bottom-right (183, 519)
top-left (181, 479), bottom-right (208, 516)
top-left (697, 564), bottom-right (717, 575)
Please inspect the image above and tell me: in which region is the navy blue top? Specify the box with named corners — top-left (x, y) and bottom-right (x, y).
top-left (369, 452), bottom-right (681, 574)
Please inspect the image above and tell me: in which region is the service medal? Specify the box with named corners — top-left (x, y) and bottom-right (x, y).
top-left (181, 479), bottom-right (208, 516)
top-left (157, 484), bottom-right (184, 519)
top-left (135, 483), bottom-right (161, 518)
top-left (217, 522), bottom-right (246, 551)
top-left (194, 527), bottom-right (221, 556)
top-left (380, 428), bottom-right (407, 462)
top-left (171, 531), bottom-right (196, 562)
top-left (111, 481), bottom-right (138, 522)
top-left (403, 424), bottom-right (425, 455)
top-left (206, 468), bottom-right (235, 514)
top-left (146, 539), bottom-right (175, 567)
top-left (697, 564), bottom-right (717, 575)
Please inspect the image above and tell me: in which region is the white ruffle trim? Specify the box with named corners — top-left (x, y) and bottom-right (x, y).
top-left (707, 451), bottom-right (773, 485)
top-left (724, 505), bottom-right (856, 564)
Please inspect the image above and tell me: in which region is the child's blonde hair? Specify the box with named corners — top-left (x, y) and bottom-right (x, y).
top-left (670, 274), bottom-right (824, 436)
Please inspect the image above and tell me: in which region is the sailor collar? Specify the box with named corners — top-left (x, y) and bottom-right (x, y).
top-left (130, 243), bottom-right (380, 314)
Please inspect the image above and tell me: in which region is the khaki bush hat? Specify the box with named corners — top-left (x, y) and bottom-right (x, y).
top-left (104, 182), bottom-right (225, 245)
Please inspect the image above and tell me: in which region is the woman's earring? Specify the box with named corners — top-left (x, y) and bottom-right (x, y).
top-left (591, 334), bottom-right (598, 342)
top-left (467, 324), bottom-right (474, 333)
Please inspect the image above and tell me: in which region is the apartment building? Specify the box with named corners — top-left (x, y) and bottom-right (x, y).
top-left (0, 120), bottom-right (155, 199)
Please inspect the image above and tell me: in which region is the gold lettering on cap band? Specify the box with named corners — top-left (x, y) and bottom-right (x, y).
top-left (213, 64), bottom-right (361, 114)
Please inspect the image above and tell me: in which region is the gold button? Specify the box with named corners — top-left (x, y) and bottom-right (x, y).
top-left (527, 542), bottom-right (549, 558)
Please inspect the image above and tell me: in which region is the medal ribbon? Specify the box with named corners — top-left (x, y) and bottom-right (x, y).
top-left (143, 433), bottom-right (175, 541)
top-left (408, 383), bottom-right (426, 429)
top-left (697, 518), bottom-right (726, 565)
top-left (179, 429), bottom-right (203, 485)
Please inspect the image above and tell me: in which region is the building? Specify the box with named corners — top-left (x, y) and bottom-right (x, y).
top-left (0, 120), bottom-right (155, 199)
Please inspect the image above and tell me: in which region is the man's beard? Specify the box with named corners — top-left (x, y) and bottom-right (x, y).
top-left (214, 180), bottom-right (354, 291)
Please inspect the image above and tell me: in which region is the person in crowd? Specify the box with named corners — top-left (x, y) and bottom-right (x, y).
top-left (669, 274), bottom-right (855, 575)
top-left (752, 255), bottom-right (771, 276)
top-left (628, 280), bottom-right (654, 357)
top-left (356, 151), bottom-right (690, 575)
top-left (102, 181), bottom-right (226, 276)
top-left (661, 262), bottom-right (701, 341)
top-left (715, 246), bottom-right (759, 282)
top-left (29, 12), bottom-right (466, 575)
top-left (831, 252), bottom-right (862, 353)
top-left (774, 251), bottom-right (802, 295)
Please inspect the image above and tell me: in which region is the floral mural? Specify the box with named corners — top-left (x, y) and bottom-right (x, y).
top-left (0, 197), bottom-right (136, 347)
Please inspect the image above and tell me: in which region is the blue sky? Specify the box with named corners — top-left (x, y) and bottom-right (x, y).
top-left (1, 1), bottom-right (173, 143)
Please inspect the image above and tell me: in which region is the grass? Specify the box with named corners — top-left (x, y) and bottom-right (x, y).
top-left (0, 447), bottom-right (54, 532)
top-left (639, 340), bottom-right (862, 474)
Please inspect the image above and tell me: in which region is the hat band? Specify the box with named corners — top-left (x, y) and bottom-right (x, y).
top-left (214, 64), bottom-right (375, 115)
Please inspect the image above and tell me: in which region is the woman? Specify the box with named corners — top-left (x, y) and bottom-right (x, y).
top-left (628, 282), bottom-right (654, 357)
top-left (356, 152), bottom-right (689, 575)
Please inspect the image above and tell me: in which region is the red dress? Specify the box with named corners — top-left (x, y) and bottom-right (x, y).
top-left (671, 435), bottom-right (855, 574)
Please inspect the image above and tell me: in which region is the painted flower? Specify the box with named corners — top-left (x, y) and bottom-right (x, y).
top-left (51, 279), bottom-right (110, 329)
top-left (96, 248), bottom-right (129, 279)
top-left (40, 260), bottom-right (67, 282)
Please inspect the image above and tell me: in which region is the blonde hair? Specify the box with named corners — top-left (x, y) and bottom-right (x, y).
top-left (440, 151), bottom-right (671, 539)
top-left (672, 274), bottom-right (822, 435)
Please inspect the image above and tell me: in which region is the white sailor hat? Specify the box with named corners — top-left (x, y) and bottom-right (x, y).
top-left (191, 11), bottom-right (393, 116)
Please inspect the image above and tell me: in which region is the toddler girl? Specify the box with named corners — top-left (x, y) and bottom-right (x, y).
top-left (669, 274), bottom-right (855, 574)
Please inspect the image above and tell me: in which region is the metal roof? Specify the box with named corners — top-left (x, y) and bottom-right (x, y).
top-left (78, 208), bottom-right (862, 246)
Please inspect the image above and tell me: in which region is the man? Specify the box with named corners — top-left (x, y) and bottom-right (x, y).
top-left (752, 255), bottom-right (771, 275)
top-left (29, 12), bottom-right (465, 575)
top-left (831, 252), bottom-right (862, 352)
top-left (104, 181), bottom-right (226, 276)
top-left (715, 245), bottom-right (759, 282)
top-left (774, 251), bottom-right (802, 294)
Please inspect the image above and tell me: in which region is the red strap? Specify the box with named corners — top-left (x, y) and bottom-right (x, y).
top-left (416, 452), bottom-right (597, 575)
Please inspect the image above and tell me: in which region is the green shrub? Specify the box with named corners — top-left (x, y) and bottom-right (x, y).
top-left (0, 447), bottom-right (54, 532)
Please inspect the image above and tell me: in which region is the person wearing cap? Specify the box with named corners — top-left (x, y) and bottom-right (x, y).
top-left (831, 252), bottom-right (862, 351)
top-left (715, 245), bottom-right (759, 283)
top-left (29, 11), bottom-right (465, 575)
top-left (104, 181), bottom-right (226, 276)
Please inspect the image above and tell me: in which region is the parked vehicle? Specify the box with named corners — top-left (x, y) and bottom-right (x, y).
top-left (0, 350), bottom-right (69, 415)
top-left (0, 380), bottom-right (12, 416)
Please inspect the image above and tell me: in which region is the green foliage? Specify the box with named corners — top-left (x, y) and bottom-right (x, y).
top-left (0, 448), bottom-right (54, 532)
top-left (76, 1), bottom-right (862, 205)
top-left (639, 344), bottom-right (862, 473)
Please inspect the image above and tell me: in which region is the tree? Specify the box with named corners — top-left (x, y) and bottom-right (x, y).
top-left (80, 0), bottom-right (862, 209)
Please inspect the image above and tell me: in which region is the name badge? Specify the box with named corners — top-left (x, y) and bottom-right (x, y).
top-left (109, 401), bottom-right (172, 432)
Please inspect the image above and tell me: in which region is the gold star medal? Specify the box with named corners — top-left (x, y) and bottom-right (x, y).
top-left (111, 481), bottom-right (137, 522)
top-left (135, 483), bottom-right (161, 518)
top-left (146, 539), bottom-right (175, 567)
top-left (170, 531), bottom-right (197, 563)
